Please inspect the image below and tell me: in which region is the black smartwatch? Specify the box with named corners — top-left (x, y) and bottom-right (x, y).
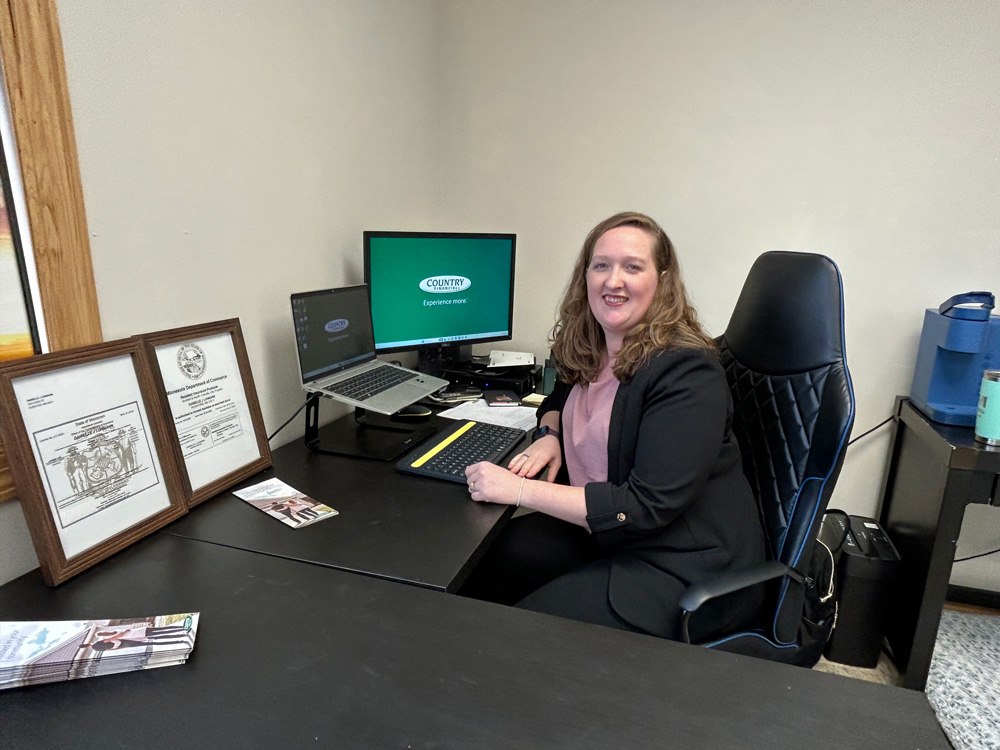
top-left (531, 425), bottom-right (561, 443)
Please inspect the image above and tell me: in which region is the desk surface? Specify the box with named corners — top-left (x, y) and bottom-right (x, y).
top-left (162, 417), bottom-right (515, 592)
top-left (0, 534), bottom-right (948, 750)
top-left (899, 398), bottom-right (1000, 473)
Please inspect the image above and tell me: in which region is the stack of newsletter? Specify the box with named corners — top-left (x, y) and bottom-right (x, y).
top-left (0, 612), bottom-right (199, 690)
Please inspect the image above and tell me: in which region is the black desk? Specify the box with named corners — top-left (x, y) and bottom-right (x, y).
top-left (0, 534), bottom-right (949, 750)
top-left (878, 397), bottom-right (1000, 690)
top-left (162, 417), bottom-right (517, 592)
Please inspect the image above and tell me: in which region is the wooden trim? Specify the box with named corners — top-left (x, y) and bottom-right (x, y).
top-left (0, 0), bottom-right (101, 503)
top-left (0, 439), bottom-right (13, 502)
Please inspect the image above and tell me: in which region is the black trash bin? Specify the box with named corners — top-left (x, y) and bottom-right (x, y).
top-left (824, 515), bottom-right (901, 668)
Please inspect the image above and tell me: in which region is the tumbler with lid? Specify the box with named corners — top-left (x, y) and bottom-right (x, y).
top-left (975, 370), bottom-right (1000, 445)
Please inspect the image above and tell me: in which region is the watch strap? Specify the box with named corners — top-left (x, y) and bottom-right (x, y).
top-left (532, 425), bottom-right (561, 442)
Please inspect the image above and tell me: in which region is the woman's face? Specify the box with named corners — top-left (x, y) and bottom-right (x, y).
top-left (586, 225), bottom-right (662, 351)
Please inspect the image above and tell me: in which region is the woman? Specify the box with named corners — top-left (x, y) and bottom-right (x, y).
top-left (463, 212), bottom-right (765, 640)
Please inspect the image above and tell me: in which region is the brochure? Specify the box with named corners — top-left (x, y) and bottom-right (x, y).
top-left (232, 477), bottom-right (338, 528)
top-left (0, 612), bottom-right (199, 690)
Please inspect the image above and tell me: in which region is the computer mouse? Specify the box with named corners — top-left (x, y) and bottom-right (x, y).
top-left (393, 404), bottom-right (433, 419)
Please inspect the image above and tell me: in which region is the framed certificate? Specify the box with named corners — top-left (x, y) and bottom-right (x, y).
top-left (141, 319), bottom-right (271, 506)
top-left (0, 339), bottom-right (188, 585)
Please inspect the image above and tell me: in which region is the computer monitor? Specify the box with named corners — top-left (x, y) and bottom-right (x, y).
top-left (364, 231), bottom-right (516, 375)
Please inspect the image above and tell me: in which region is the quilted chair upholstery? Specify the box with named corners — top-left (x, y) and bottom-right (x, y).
top-left (678, 251), bottom-right (855, 666)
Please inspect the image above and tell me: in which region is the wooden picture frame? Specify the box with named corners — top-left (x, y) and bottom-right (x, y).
top-left (0, 338), bottom-right (187, 585)
top-left (140, 319), bottom-right (271, 507)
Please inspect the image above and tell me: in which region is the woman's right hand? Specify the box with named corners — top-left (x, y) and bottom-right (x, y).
top-left (508, 435), bottom-right (561, 482)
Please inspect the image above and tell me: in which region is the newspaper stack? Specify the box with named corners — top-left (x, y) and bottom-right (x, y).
top-left (0, 612), bottom-right (199, 690)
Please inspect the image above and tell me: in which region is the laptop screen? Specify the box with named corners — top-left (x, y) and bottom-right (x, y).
top-left (291, 286), bottom-right (377, 384)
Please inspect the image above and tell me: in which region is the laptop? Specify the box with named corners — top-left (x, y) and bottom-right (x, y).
top-left (291, 285), bottom-right (449, 415)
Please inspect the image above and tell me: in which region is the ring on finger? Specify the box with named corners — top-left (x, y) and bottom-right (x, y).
top-left (469, 481), bottom-right (476, 492)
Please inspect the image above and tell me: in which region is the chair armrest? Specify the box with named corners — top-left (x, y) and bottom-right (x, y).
top-left (678, 560), bottom-right (805, 644)
top-left (680, 560), bottom-right (802, 613)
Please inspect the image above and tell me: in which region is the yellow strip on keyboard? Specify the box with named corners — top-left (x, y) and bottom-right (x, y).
top-left (411, 421), bottom-right (477, 468)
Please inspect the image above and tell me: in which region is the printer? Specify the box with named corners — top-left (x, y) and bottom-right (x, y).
top-left (909, 292), bottom-right (1000, 426)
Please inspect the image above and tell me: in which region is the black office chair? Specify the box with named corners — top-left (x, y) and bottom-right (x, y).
top-left (678, 251), bottom-right (855, 666)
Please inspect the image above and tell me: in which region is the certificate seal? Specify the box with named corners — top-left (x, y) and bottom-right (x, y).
top-left (177, 343), bottom-right (207, 380)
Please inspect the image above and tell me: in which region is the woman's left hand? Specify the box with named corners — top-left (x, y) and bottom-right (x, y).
top-left (508, 435), bottom-right (561, 482)
top-left (464, 461), bottom-right (524, 506)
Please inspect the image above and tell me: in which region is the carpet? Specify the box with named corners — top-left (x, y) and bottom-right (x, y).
top-left (926, 609), bottom-right (1000, 750)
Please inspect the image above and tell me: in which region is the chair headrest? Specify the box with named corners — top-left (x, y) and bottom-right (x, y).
top-left (722, 252), bottom-right (845, 375)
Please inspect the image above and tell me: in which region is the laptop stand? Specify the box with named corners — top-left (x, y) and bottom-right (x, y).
top-left (303, 394), bottom-right (437, 461)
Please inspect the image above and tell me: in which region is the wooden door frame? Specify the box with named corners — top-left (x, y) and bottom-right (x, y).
top-left (0, 0), bottom-right (101, 501)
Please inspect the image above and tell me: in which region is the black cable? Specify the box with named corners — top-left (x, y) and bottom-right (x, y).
top-left (955, 547), bottom-right (1000, 563)
top-left (267, 398), bottom-right (311, 442)
top-left (847, 415), bottom-right (894, 446)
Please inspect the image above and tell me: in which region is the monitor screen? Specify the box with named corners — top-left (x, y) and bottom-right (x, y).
top-left (364, 232), bottom-right (516, 353)
top-left (290, 285), bottom-right (376, 384)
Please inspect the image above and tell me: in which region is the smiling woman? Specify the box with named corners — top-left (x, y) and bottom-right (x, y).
top-left (459, 212), bottom-right (766, 643)
top-left (552, 211), bottom-right (717, 386)
top-left (585, 224), bottom-right (663, 353)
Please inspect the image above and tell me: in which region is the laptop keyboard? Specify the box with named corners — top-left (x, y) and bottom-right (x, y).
top-left (324, 364), bottom-right (416, 401)
top-left (396, 420), bottom-right (527, 483)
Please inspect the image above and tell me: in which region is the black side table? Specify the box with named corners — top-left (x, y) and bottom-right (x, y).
top-left (877, 396), bottom-right (1000, 690)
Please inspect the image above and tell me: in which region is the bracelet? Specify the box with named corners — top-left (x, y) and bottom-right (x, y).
top-left (516, 476), bottom-right (526, 508)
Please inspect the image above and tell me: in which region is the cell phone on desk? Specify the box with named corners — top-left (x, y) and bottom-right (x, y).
top-left (428, 386), bottom-right (482, 404)
top-left (483, 390), bottom-right (522, 407)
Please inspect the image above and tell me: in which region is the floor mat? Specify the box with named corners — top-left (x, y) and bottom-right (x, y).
top-left (926, 609), bottom-right (1000, 750)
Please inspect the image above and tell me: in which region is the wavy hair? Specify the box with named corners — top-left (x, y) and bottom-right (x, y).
top-left (550, 212), bottom-right (715, 385)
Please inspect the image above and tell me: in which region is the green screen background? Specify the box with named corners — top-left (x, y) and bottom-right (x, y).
top-left (368, 236), bottom-right (513, 347)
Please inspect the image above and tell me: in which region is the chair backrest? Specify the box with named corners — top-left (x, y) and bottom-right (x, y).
top-left (717, 251), bottom-right (854, 643)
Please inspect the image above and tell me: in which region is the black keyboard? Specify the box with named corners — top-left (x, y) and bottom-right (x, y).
top-left (396, 420), bottom-right (528, 483)
top-left (324, 364), bottom-right (415, 401)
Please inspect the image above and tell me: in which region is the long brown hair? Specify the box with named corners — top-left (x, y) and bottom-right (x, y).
top-left (551, 212), bottom-right (715, 385)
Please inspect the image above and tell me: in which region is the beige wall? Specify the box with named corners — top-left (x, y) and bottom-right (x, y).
top-left (2, 1), bottom-right (999, 585)
top-left (0, 0), bottom-right (444, 582)
top-left (433, 0), bottom-right (1000, 591)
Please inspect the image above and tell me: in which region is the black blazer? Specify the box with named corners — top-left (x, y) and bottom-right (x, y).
top-left (540, 347), bottom-right (765, 637)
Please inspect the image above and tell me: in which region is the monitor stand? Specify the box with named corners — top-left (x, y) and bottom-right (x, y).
top-left (303, 394), bottom-right (437, 462)
top-left (417, 343), bottom-right (472, 380)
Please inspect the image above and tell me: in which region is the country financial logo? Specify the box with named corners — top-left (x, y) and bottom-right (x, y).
top-left (419, 275), bottom-right (471, 294)
top-left (325, 319), bottom-right (349, 333)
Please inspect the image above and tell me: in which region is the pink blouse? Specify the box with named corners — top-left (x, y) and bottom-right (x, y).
top-left (563, 360), bottom-right (620, 487)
